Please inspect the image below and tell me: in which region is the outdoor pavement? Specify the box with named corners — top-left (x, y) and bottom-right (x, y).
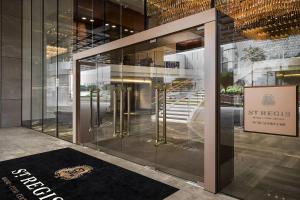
top-left (0, 127), bottom-right (236, 200)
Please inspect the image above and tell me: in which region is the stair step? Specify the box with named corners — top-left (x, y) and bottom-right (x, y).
top-left (170, 103), bottom-right (198, 106)
top-left (159, 118), bottom-right (187, 123)
top-left (162, 111), bottom-right (190, 115)
top-left (159, 114), bottom-right (188, 119)
top-left (166, 110), bottom-right (193, 114)
top-left (166, 101), bottom-right (198, 103)
top-left (166, 106), bottom-right (195, 110)
top-left (166, 99), bottom-right (200, 102)
top-left (166, 103), bottom-right (199, 106)
top-left (166, 105), bottom-right (196, 109)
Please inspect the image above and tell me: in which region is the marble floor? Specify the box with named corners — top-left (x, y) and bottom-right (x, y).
top-left (222, 128), bottom-right (300, 200)
top-left (0, 127), bottom-right (236, 200)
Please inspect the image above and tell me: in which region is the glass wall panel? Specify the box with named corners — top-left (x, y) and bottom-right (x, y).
top-left (218, 1), bottom-right (300, 199)
top-left (57, 0), bottom-right (74, 142)
top-left (22, 0), bottom-right (74, 141)
top-left (74, 0), bottom-right (145, 52)
top-left (43, 0), bottom-right (58, 136)
top-left (154, 27), bottom-right (205, 182)
top-left (74, 0), bottom-right (106, 49)
top-left (103, 0), bottom-right (122, 43)
top-left (121, 0), bottom-right (145, 37)
top-left (22, 0), bottom-right (32, 128)
top-left (78, 26), bottom-right (206, 183)
top-left (31, 0), bottom-right (43, 131)
top-left (23, 0), bottom-right (213, 146)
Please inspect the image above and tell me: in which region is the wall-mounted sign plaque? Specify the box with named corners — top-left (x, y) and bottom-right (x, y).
top-left (244, 85), bottom-right (298, 137)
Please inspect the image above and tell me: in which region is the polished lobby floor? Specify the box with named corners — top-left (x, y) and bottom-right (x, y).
top-left (98, 135), bottom-right (204, 183)
top-left (84, 113), bottom-right (205, 182)
top-left (0, 127), bottom-right (235, 200)
top-left (222, 127), bottom-right (300, 200)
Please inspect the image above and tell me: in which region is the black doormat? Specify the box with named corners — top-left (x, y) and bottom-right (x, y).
top-left (0, 148), bottom-right (178, 200)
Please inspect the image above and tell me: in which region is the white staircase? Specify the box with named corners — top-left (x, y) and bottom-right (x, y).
top-left (159, 91), bottom-right (204, 123)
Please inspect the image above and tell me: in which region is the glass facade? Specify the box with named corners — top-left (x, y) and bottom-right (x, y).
top-left (78, 26), bottom-right (206, 183)
top-left (22, 0), bottom-right (74, 141)
top-left (218, 1), bottom-right (300, 199)
top-left (22, 0), bottom-right (214, 141)
top-left (22, 0), bottom-right (32, 128)
top-left (74, 0), bottom-right (146, 52)
top-left (20, 0), bottom-right (300, 198)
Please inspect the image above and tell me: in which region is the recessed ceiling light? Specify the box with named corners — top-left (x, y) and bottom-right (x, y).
top-left (124, 29), bottom-right (128, 32)
top-left (112, 25), bottom-right (116, 28)
top-left (90, 19), bottom-right (94, 22)
top-left (81, 17), bottom-right (87, 20)
top-left (105, 23), bottom-right (109, 26)
top-left (130, 30), bottom-right (134, 33)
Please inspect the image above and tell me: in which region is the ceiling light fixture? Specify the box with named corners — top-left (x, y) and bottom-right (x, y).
top-left (112, 25), bottom-right (116, 28)
top-left (124, 29), bottom-right (128, 32)
top-left (216, 0), bottom-right (300, 40)
top-left (81, 17), bottom-right (87, 20)
top-left (147, 0), bottom-right (211, 25)
top-left (90, 19), bottom-right (94, 22)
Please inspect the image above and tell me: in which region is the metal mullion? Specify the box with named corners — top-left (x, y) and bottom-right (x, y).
top-left (204, 20), bottom-right (218, 193)
top-left (144, 0), bottom-right (147, 30)
top-left (21, 0), bottom-right (23, 127)
top-left (41, 0), bottom-right (45, 133)
top-left (211, 0), bottom-right (215, 8)
top-left (30, 0), bottom-right (33, 129)
top-left (76, 0), bottom-right (79, 51)
top-left (0, 0), bottom-right (2, 127)
top-left (56, 0), bottom-right (59, 138)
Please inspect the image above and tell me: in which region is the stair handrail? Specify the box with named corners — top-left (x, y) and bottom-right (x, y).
top-left (151, 79), bottom-right (193, 106)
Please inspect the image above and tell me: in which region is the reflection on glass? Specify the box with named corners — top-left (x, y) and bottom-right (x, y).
top-left (78, 27), bottom-right (206, 183)
top-left (22, 0), bottom-right (74, 142)
top-left (147, 0), bottom-right (211, 28)
top-left (22, 0), bottom-right (32, 128)
top-left (43, 0), bottom-right (58, 136)
top-left (31, 0), bottom-right (43, 131)
top-left (74, 0), bottom-right (145, 52)
top-left (218, 11), bottom-right (300, 200)
top-left (57, 0), bottom-right (74, 142)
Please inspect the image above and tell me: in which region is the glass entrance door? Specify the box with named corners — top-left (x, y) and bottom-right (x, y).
top-left (120, 44), bottom-right (158, 168)
top-left (96, 48), bottom-right (125, 155)
top-left (78, 26), bottom-right (206, 183)
top-left (156, 46), bottom-right (205, 183)
top-left (79, 61), bottom-right (98, 149)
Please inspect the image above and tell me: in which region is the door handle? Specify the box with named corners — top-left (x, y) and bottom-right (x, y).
top-left (155, 87), bottom-right (160, 145)
top-left (155, 85), bottom-right (167, 145)
top-left (89, 89), bottom-right (100, 133)
top-left (127, 87), bottom-right (131, 136)
top-left (112, 87), bottom-right (128, 138)
top-left (119, 87), bottom-right (124, 137)
top-left (113, 88), bottom-right (118, 137)
top-left (89, 89), bottom-right (93, 133)
top-left (96, 89), bottom-right (100, 127)
top-left (162, 86), bottom-right (167, 144)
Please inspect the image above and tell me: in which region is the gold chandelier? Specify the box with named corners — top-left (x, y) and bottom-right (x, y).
top-left (216, 0), bottom-right (300, 40)
top-left (147, 0), bottom-right (211, 25)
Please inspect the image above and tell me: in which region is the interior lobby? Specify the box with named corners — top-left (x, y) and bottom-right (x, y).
top-left (0, 0), bottom-right (299, 199)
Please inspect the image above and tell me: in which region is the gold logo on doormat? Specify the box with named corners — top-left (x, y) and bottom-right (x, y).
top-left (55, 165), bottom-right (93, 180)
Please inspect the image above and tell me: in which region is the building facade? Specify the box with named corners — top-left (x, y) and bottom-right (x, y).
top-left (6, 0), bottom-right (299, 199)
